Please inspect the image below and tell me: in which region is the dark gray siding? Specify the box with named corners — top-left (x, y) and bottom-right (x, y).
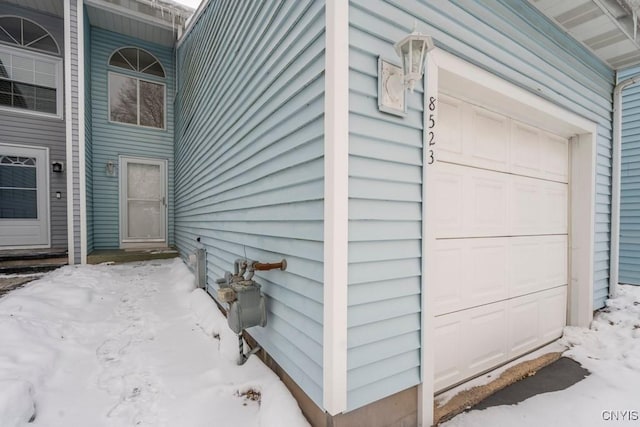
top-left (175, 0), bottom-right (325, 407)
top-left (0, 2), bottom-right (67, 249)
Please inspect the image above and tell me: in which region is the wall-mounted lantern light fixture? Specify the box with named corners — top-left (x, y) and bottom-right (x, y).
top-left (393, 29), bottom-right (434, 92)
top-left (106, 160), bottom-right (116, 176)
top-left (51, 161), bottom-right (64, 173)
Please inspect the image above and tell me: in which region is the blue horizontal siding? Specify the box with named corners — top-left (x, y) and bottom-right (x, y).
top-left (347, 0), bottom-right (614, 411)
top-left (618, 65), bottom-right (640, 285)
top-left (175, 0), bottom-right (325, 407)
top-left (90, 27), bottom-right (175, 249)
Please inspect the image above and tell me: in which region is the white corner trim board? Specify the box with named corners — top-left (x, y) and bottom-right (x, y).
top-left (323, 0), bottom-right (349, 416)
top-left (64, 0), bottom-right (75, 265)
top-left (78, 0), bottom-right (88, 263)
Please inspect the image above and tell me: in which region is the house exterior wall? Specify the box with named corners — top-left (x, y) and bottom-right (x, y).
top-left (346, 0), bottom-right (614, 412)
top-left (0, 3), bottom-right (67, 249)
top-left (89, 27), bottom-right (175, 250)
top-left (175, 0), bottom-right (325, 407)
top-left (618, 65), bottom-right (640, 285)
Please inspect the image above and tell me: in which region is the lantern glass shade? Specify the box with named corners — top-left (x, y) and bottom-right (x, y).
top-left (394, 32), bottom-right (434, 91)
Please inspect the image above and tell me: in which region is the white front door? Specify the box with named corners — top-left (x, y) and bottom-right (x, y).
top-left (120, 157), bottom-right (167, 247)
top-left (0, 144), bottom-right (50, 248)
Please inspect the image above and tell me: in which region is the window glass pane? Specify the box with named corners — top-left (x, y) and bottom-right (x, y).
top-left (139, 80), bottom-right (164, 128)
top-left (35, 72), bottom-right (55, 88)
top-left (0, 164), bottom-right (37, 188)
top-left (110, 74), bottom-right (138, 124)
top-left (0, 79), bottom-right (10, 93)
top-left (22, 20), bottom-right (47, 45)
top-left (35, 86), bottom-right (56, 101)
top-left (34, 60), bottom-right (54, 75)
top-left (11, 67), bottom-right (34, 84)
top-left (119, 48), bottom-right (138, 70)
top-left (0, 91), bottom-right (10, 107)
top-left (14, 83), bottom-right (34, 98)
top-left (35, 98), bottom-right (56, 114)
top-left (110, 51), bottom-right (134, 70)
top-left (0, 52), bottom-right (10, 78)
top-left (143, 62), bottom-right (165, 77)
top-left (138, 49), bottom-right (155, 71)
top-left (0, 17), bottom-right (22, 44)
top-left (0, 29), bottom-right (15, 45)
top-left (28, 36), bottom-right (58, 54)
top-left (0, 189), bottom-right (37, 219)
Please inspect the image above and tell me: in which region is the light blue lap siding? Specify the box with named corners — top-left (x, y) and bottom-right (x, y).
top-left (348, 0), bottom-right (614, 411)
top-left (90, 28), bottom-right (175, 249)
top-left (175, 1), bottom-right (325, 406)
top-left (618, 65), bottom-right (640, 285)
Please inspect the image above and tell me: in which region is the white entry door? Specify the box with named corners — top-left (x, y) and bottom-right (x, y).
top-left (431, 94), bottom-right (569, 391)
top-left (0, 144), bottom-right (49, 248)
top-left (120, 157), bottom-right (167, 247)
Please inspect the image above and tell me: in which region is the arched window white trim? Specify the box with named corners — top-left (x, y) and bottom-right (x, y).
top-left (0, 17), bottom-right (62, 118)
top-left (0, 16), bottom-right (60, 55)
top-left (108, 47), bottom-right (165, 78)
top-left (108, 47), bottom-right (166, 129)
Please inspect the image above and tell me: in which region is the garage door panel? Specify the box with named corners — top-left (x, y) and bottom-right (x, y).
top-left (434, 163), bottom-right (509, 238)
top-left (434, 236), bottom-right (566, 315)
top-left (508, 296), bottom-right (539, 356)
top-left (539, 286), bottom-right (567, 341)
top-left (435, 163), bottom-right (567, 238)
top-left (510, 235), bottom-right (567, 297)
top-left (511, 122), bottom-right (542, 178)
top-left (543, 133), bottom-right (569, 182)
top-left (438, 95), bottom-right (464, 160)
top-left (438, 94), bottom-right (568, 183)
top-left (434, 287), bottom-right (567, 391)
top-left (434, 316), bottom-right (465, 391)
top-left (510, 176), bottom-right (568, 235)
top-left (433, 238), bottom-right (508, 315)
top-left (470, 106), bottom-right (510, 170)
top-left (467, 303), bottom-right (508, 373)
top-left (433, 168), bottom-right (464, 235)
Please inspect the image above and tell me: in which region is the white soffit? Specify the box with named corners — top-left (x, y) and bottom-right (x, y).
top-left (530, 0), bottom-right (640, 69)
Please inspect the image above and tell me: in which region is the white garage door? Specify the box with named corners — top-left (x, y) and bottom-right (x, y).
top-left (432, 94), bottom-right (568, 391)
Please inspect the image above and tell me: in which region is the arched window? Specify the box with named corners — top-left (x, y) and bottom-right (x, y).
top-left (0, 16), bottom-right (59, 54)
top-left (108, 47), bottom-right (165, 129)
top-left (0, 16), bottom-right (61, 117)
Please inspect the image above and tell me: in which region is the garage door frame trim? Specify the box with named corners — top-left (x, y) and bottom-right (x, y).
top-left (418, 48), bottom-right (597, 426)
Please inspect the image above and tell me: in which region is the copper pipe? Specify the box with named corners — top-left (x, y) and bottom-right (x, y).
top-left (252, 259), bottom-right (287, 271)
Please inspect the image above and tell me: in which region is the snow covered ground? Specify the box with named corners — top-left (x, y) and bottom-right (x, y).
top-left (0, 259), bottom-right (309, 427)
top-left (445, 284), bottom-right (640, 427)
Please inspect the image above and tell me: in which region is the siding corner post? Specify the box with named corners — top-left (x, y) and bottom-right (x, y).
top-left (78, 0), bottom-right (87, 264)
top-left (323, 0), bottom-right (349, 416)
top-left (64, 0), bottom-right (75, 265)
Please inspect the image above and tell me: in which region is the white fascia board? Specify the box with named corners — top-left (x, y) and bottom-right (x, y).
top-left (64, 0), bottom-right (75, 265)
top-left (78, 0), bottom-right (88, 263)
top-left (323, 0), bottom-right (349, 416)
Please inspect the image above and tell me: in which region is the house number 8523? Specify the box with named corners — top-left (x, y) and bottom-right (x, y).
top-left (427, 96), bottom-right (437, 165)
